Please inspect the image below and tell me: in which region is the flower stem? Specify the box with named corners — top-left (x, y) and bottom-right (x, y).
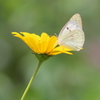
top-left (21, 60), bottom-right (43, 100)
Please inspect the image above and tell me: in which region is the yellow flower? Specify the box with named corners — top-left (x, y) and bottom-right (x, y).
top-left (12, 32), bottom-right (72, 55)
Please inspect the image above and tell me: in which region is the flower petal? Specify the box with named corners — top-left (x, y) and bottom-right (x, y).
top-left (12, 32), bottom-right (40, 53)
top-left (46, 36), bottom-right (57, 53)
top-left (49, 46), bottom-right (73, 55)
top-left (38, 33), bottom-right (50, 53)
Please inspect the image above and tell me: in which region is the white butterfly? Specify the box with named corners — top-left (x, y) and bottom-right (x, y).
top-left (57, 13), bottom-right (85, 51)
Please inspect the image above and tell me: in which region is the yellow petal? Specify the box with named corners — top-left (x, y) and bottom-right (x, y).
top-left (48, 51), bottom-right (62, 55)
top-left (12, 32), bottom-right (39, 53)
top-left (49, 46), bottom-right (73, 55)
top-left (20, 32), bottom-right (40, 53)
top-left (38, 33), bottom-right (50, 53)
top-left (46, 36), bottom-right (57, 53)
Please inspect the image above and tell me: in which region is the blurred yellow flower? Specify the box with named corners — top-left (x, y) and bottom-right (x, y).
top-left (12, 32), bottom-right (72, 55)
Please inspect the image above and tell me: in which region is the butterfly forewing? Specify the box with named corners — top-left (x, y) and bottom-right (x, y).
top-left (69, 13), bottom-right (82, 29)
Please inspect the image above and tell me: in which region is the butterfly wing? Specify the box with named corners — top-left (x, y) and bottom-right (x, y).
top-left (69, 13), bottom-right (82, 29)
top-left (58, 13), bottom-right (85, 51)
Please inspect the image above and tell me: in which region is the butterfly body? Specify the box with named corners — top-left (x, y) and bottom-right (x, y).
top-left (57, 13), bottom-right (85, 51)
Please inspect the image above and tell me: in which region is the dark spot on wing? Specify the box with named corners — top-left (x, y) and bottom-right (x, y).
top-left (67, 27), bottom-right (69, 30)
top-left (66, 27), bottom-right (72, 32)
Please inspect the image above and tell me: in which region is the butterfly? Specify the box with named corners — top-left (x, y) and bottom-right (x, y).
top-left (57, 13), bottom-right (85, 51)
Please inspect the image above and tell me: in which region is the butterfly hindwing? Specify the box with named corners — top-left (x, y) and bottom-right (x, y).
top-left (59, 29), bottom-right (84, 51)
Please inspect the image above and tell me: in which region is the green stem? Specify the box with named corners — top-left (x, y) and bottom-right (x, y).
top-left (21, 60), bottom-right (43, 100)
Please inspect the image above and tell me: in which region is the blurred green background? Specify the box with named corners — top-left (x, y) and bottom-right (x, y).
top-left (0, 0), bottom-right (100, 100)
